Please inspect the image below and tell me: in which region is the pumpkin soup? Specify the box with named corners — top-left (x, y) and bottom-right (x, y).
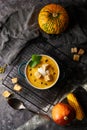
top-left (26, 55), bottom-right (60, 89)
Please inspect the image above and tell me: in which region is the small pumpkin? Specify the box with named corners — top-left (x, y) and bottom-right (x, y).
top-left (51, 103), bottom-right (75, 126)
top-left (38, 3), bottom-right (69, 34)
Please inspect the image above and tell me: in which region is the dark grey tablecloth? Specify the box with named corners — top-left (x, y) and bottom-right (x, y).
top-left (0, 3), bottom-right (40, 64)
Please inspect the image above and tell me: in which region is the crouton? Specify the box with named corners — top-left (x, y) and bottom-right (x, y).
top-left (2, 90), bottom-right (12, 98)
top-left (78, 49), bottom-right (85, 55)
top-left (42, 64), bottom-right (49, 71)
top-left (11, 77), bottom-right (18, 84)
top-left (44, 74), bottom-right (53, 81)
top-left (71, 47), bottom-right (78, 53)
top-left (34, 71), bottom-right (42, 79)
top-left (73, 54), bottom-right (80, 61)
top-left (46, 70), bottom-right (50, 75)
top-left (13, 84), bottom-right (22, 92)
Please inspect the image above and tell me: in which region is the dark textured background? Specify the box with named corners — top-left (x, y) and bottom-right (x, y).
top-left (0, 0), bottom-right (87, 130)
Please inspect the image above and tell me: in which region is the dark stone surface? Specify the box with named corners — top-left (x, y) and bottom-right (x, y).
top-left (0, 82), bottom-right (34, 130)
top-left (0, 0), bottom-right (87, 130)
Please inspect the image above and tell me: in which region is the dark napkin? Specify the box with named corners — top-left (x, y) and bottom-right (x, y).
top-left (0, 6), bottom-right (40, 64)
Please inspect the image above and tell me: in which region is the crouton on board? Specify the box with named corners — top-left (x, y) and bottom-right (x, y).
top-left (13, 84), bottom-right (22, 92)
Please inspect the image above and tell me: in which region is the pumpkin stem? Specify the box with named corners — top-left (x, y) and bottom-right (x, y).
top-left (52, 13), bottom-right (58, 18)
top-left (64, 116), bottom-right (68, 120)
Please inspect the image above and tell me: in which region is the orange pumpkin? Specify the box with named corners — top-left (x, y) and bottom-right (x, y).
top-left (51, 103), bottom-right (75, 126)
top-left (38, 3), bottom-right (69, 34)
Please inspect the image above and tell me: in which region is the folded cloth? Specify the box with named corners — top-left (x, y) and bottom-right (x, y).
top-left (0, 6), bottom-right (39, 64)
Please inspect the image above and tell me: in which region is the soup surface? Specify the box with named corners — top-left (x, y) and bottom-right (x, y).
top-left (26, 55), bottom-right (59, 89)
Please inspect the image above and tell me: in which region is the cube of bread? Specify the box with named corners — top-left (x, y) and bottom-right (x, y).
top-left (71, 47), bottom-right (78, 53)
top-left (11, 77), bottom-right (18, 84)
top-left (44, 74), bottom-right (53, 81)
top-left (78, 49), bottom-right (85, 55)
top-left (13, 84), bottom-right (22, 92)
top-left (2, 90), bottom-right (12, 98)
top-left (46, 70), bottom-right (50, 75)
top-left (73, 54), bottom-right (80, 61)
top-left (42, 64), bottom-right (49, 71)
top-left (34, 71), bottom-right (42, 79)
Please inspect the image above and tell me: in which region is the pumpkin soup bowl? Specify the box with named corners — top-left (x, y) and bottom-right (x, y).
top-left (18, 54), bottom-right (60, 90)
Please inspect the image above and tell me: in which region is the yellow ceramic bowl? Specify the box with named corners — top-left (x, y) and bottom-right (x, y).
top-left (25, 55), bottom-right (60, 90)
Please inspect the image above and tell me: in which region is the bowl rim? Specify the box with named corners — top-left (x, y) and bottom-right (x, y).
top-left (25, 54), bottom-right (60, 90)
